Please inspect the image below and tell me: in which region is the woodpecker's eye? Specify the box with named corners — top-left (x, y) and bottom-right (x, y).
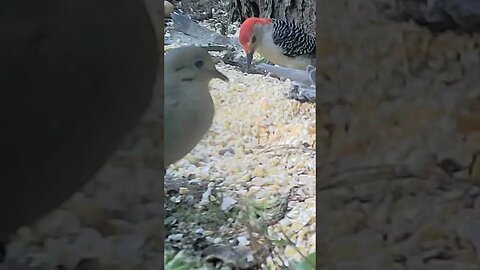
top-left (252, 36), bottom-right (256, 43)
top-left (194, 59), bottom-right (204, 69)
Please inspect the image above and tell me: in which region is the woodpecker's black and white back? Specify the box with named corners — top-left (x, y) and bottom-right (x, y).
top-left (271, 19), bottom-right (316, 59)
top-left (239, 17), bottom-right (316, 70)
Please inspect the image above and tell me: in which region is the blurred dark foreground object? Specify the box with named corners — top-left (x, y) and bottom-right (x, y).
top-left (0, 0), bottom-right (159, 240)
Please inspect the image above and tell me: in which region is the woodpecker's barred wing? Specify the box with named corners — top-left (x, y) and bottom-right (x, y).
top-left (271, 19), bottom-right (316, 58)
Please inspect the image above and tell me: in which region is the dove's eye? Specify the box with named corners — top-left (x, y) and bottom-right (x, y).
top-left (194, 59), bottom-right (204, 69)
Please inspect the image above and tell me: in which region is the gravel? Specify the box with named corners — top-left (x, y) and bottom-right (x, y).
top-left (165, 60), bottom-right (316, 268)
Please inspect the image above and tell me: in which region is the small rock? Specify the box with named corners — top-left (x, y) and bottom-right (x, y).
top-left (168, 234), bottom-right (184, 241)
top-left (220, 197), bottom-right (237, 211)
top-left (178, 187), bottom-right (189, 195)
top-left (237, 236), bottom-right (250, 247)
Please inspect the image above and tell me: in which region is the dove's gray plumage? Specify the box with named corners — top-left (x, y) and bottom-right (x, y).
top-left (164, 46), bottom-right (228, 168)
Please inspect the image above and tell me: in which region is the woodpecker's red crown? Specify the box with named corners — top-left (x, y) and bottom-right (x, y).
top-left (238, 17), bottom-right (272, 53)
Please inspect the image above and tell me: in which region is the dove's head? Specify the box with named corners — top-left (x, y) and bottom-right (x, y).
top-left (165, 46), bottom-right (229, 84)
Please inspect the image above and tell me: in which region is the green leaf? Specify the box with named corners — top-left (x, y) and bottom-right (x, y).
top-left (293, 252), bottom-right (316, 270)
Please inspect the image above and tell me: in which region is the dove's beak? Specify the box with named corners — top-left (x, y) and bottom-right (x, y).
top-left (211, 68), bottom-right (229, 82)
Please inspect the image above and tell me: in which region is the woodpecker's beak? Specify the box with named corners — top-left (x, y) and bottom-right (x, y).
top-left (246, 51), bottom-right (254, 71)
top-left (211, 67), bottom-right (229, 82)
